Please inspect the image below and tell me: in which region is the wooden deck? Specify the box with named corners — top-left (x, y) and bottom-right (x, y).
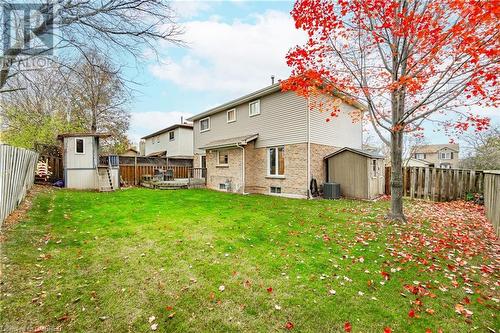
top-left (140, 178), bottom-right (206, 190)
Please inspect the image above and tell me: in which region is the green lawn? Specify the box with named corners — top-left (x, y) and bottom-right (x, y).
top-left (1, 188), bottom-right (498, 332)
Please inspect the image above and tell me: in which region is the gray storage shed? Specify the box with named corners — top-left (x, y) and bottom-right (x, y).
top-left (324, 147), bottom-right (385, 200)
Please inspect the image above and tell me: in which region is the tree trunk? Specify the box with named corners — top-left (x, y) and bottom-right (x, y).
top-left (389, 129), bottom-right (406, 222)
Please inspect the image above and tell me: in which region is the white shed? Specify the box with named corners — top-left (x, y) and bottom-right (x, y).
top-left (57, 133), bottom-right (119, 191)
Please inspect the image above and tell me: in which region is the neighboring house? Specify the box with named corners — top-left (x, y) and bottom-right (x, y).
top-left (141, 123), bottom-right (194, 166)
top-left (188, 83), bottom-right (365, 198)
top-left (412, 144), bottom-right (460, 168)
top-left (121, 147), bottom-right (140, 157)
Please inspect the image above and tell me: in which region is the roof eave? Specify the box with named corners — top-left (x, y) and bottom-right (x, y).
top-left (187, 84), bottom-right (282, 121)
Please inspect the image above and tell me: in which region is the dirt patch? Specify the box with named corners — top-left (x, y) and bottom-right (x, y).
top-left (0, 184), bottom-right (54, 242)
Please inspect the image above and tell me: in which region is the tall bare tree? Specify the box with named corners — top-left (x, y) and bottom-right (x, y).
top-left (1, 54), bottom-right (131, 152)
top-left (0, 0), bottom-right (183, 92)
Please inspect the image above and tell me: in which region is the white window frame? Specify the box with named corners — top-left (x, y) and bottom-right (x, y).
top-left (156, 136), bottom-right (160, 143)
top-left (200, 117), bottom-right (210, 132)
top-left (75, 138), bottom-right (85, 154)
top-left (249, 100), bottom-right (261, 117)
top-left (440, 151), bottom-right (451, 160)
top-left (267, 146), bottom-right (285, 177)
top-left (227, 109), bottom-right (236, 123)
top-left (217, 151), bottom-right (229, 166)
top-left (169, 131), bottom-right (175, 141)
top-left (415, 153), bottom-right (425, 160)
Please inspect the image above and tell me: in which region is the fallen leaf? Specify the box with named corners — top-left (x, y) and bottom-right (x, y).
top-left (344, 321), bottom-right (352, 332)
top-left (151, 323), bottom-right (158, 331)
top-left (408, 309), bottom-right (415, 318)
top-left (285, 321), bottom-right (294, 330)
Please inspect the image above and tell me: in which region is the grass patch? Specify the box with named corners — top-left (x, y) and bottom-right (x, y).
top-left (1, 188), bottom-right (498, 332)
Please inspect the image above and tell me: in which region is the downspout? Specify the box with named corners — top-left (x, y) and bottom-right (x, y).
top-left (236, 143), bottom-right (247, 194)
top-left (306, 96), bottom-right (311, 199)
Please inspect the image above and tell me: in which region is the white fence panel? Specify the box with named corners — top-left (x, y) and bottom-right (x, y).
top-left (0, 144), bottom-right (39, 227)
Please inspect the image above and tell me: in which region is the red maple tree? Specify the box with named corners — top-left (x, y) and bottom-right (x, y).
top-left (282, 0), bottom-right (499, 221)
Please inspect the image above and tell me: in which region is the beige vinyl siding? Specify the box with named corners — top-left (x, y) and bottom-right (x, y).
top-left (144, 127), bottom-right (193, 157)
top-left (194, 91), bottom-right (307, 152)
top-left (309, 102), bottom-right (363, 149)
top-left (327, 150), bottom-right (368, 199)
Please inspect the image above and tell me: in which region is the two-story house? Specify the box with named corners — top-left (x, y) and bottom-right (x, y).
top-left (141, 123), bottom-right (194, 166)
top-left (187, 83), bottom-right (365, 198)
top-left (412, 144), bottom-right (460, 168)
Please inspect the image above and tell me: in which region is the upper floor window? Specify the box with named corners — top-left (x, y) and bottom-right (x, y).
top-left (249, 100), bottom-right (260, 117)
top-left (415, 153), bottom-right (425, 159)
top-left (218, 151), bottom-right (229, 165)
top-left (169, 131), bottom-right (175, 141)
top-left (227, 109), bottom-right (236, 123)
top-left (268, 147), bottom-right (285, 176)
top-left (200, 117), bottom-right (210, 132)
top-left (75, 138), bottom-right (84, 154)
top-left (440, 152), bottom-right (452, 160)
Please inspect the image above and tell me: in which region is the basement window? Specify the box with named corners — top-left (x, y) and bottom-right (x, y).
top-left (270, 186), bottom-right (282, 194)
top-left (219, 183), bottom-right (227, 190)
top-left (75, 138), bottom-right (84, 154)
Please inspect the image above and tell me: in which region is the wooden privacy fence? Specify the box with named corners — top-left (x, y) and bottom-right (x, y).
top-left (483, 171), bottom-right (500, 236)
top-left (385, 166), bottom-right (484, 201)
top-left (0, 145), bottom-right (39, 226)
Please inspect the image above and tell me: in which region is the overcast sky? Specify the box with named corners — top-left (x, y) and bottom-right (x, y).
top-left (126, 0), bottom-right (499, 152)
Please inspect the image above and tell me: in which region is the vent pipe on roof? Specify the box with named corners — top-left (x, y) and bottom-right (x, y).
top-left (181, 116), bottom-right (183, 124)
top-left (271, 75), bottom-right (275, 85)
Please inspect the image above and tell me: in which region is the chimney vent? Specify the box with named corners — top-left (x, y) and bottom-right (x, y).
top-left (181, 116), bottom-right (184, 124)
top-left (271, 75), bottom-right (275, 85)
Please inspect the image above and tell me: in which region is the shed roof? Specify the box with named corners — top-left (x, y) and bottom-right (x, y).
top-left (57, 133), bottom-right (111, 140)
top-left (201, 134), bottom-right (259, 149)
top-left (324, 147), bottom-right (385, 160)
top-left (141, 123), bottom-right (193, 140)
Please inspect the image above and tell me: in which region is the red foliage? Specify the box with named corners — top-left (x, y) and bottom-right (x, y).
top-left (283, 0), bottom-right (499, 135)
top-left (344, 321), bottom-right (352, 332)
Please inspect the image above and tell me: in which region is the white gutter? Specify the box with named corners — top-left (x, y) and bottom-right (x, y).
top-left (306, 95), bottom-right (311, 199)
top-left (236, 143), bottom-right (247, 194)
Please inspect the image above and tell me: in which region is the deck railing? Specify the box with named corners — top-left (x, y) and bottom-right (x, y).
top-left (189, 167), bottom-right (207, 180)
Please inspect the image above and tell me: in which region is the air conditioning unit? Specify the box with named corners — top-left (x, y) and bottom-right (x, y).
top-left (323, 183), bottom-right (340, 199)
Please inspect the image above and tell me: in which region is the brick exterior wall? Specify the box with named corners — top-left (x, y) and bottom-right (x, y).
top-left (206, 148), bottom-right (244, 193)
top-left (200, 142), bottom-right (340, 198)
top-left (310, 143), bottom-right (341, 186)
top-left (245, 142), bottom-right (309, 197)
